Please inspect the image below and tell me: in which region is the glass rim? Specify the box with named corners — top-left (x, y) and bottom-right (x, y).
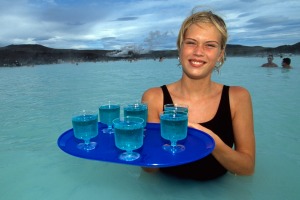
top-left (125, 102), bottom-right (148, 107)
top-left (164, 103), bottom-right (188, 108)
top-left (98, 100), bottom-right (120, 107)
top-left (72, 110), bottom-right (98, 116)
top-left (113, 116), bottom-right (144, 124)
top-left (99, 104), bottom-right (120, 108)
top-left (160, 110), bottom-right (188, 117)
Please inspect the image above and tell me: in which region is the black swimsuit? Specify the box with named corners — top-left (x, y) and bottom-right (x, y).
top-left (159, 85), bottom-right (234, 180)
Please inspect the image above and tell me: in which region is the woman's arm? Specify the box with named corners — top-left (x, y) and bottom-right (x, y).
top-left (141, 87), bottom-right (163, 123)
top-left (140, 87), bottom-right (163, 172)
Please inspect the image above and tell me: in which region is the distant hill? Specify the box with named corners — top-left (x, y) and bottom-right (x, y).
top-left (0, 44), bottom-right (112, 66)
top-left (227, 42), bottom-right (300, 56)
top-left (0, 42), bottom-right (299, 67)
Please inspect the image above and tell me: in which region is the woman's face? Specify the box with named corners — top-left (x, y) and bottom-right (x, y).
top-left (179, 22), bottom-right (224, 79)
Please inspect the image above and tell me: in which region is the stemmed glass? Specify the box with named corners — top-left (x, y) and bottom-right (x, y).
top-left (72, 110), bottom-right (98, 151)
top-left (99, 101), bottom-right (120, 134)
top-left (164, 103), bottom-right (188, 114)
top-left (124, 102), bottom-right (148, 130)
top-left (160, 110), bottom-right (188, 154)
top-left (113, 116), bottom-right (144, 161)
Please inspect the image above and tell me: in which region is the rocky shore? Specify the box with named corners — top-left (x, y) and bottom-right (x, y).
top-left (0, 42), bottom-right (299, 67)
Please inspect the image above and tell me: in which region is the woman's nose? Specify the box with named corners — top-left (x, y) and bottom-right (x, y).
top-left (193, 44), bottom-right (204, 56)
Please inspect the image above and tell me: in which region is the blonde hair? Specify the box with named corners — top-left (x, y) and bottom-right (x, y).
top-left (177, 9), bottom-right (228, 70)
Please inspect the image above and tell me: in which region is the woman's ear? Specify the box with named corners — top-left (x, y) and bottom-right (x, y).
top-left (218, 48), bottom-right (225, 62)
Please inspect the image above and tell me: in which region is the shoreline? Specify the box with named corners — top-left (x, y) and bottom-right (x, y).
top-left (1, 43), bottom-right (299, 67)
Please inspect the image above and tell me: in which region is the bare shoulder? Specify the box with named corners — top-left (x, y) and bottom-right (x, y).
top-left (229, 86), bottom-right (251, 100)
top-left (142, 87), bottom-right (163, 102)
top-left (229, 86), bottom-right (252, 117)
top-left (142, 86), bottom-right (164, 122)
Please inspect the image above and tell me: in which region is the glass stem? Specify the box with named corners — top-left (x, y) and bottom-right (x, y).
top-left (84, 139), bottom-right (90, 145)
top-left (170, 140), bottom-right (177, 147)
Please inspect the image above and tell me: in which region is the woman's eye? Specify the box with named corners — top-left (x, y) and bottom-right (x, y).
top-left (185, 41), bottom-right (196, 45)
top-left (206, 43), bottom-right (218, 48)
top-left (206, 44), bottom-right (216, 48)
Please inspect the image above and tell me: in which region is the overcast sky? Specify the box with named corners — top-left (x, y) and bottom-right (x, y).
top-left (0, 0), bottom-right (299, 50)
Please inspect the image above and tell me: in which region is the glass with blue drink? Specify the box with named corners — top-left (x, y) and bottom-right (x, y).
top-left (164, 104), bottom-right (188, 114)
top-left (99, 101), bottom-right (120, 134)
top-left (160, 110), bottom-right (188, 154)
top-left (124, 102), bottom-right (148, 129)
top-left (113, 116), bottom-right (144, 161)
top-left (72, 110), bottom-right (98, 151)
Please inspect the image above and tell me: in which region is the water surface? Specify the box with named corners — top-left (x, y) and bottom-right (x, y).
top-left (1, 56), bottom-right (299, 199)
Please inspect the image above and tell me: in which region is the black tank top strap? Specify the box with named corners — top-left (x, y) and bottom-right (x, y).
top-left (215, 85), bottom-right (230, 122)
top-left (160, 85), bottom-right (173, 106)
top-left (220, 85), bottom-right (230, 115)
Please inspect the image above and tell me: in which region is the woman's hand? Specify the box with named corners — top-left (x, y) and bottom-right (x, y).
top-left (188, 122), bottom-right (220, 142)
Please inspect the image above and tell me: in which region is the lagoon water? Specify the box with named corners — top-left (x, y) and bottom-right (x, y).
top-left (1, 56), bottom-right (300, 200)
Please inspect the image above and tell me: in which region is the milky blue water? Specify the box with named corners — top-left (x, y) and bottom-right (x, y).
top-left (1, 56), bottom-right (300, 200)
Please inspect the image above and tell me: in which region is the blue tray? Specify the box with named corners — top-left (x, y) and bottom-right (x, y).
top-left (57, 123), bottom-right (215, 167)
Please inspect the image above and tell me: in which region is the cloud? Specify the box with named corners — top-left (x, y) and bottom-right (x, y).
top-left (115, 17), bottom-right (139, 21)
top-left (0, 0), bottom-right (299, 49)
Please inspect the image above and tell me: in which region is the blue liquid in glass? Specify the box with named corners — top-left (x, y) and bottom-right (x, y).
top-left (72, 114), bottom-right (98, 141)
top-left (114, 121), bottom-right (144, 152)
top-left (160, 112), bottom-right (188, 142)
top-left (124, 104), bottom-right (148, 127)
top-left (99, 104), bottom-right (120, 126)
top-left (164, 105), bottom-right (188, 114)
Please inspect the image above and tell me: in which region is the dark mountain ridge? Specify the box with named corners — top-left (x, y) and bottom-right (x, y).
top-left (1, 42), bottom-right (299, 67)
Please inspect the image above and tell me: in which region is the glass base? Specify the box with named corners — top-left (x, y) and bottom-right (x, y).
top-left (119, 151), bottom-right (140, 161)
top-left (77, 142), bottom-right (97, 151)
top-left (162, 144), bottom-right (185, 154)
top-left (102, 128), bottom-right (114, 134)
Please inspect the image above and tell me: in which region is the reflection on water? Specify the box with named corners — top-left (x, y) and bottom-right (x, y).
top-left (0, 57), bottom-right (300, 200)
top-left (281, 68), bottom-right (292, 73)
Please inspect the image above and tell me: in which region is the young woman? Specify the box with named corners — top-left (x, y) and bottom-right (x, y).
top-left (141, 10), bottom-right (255, 180)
